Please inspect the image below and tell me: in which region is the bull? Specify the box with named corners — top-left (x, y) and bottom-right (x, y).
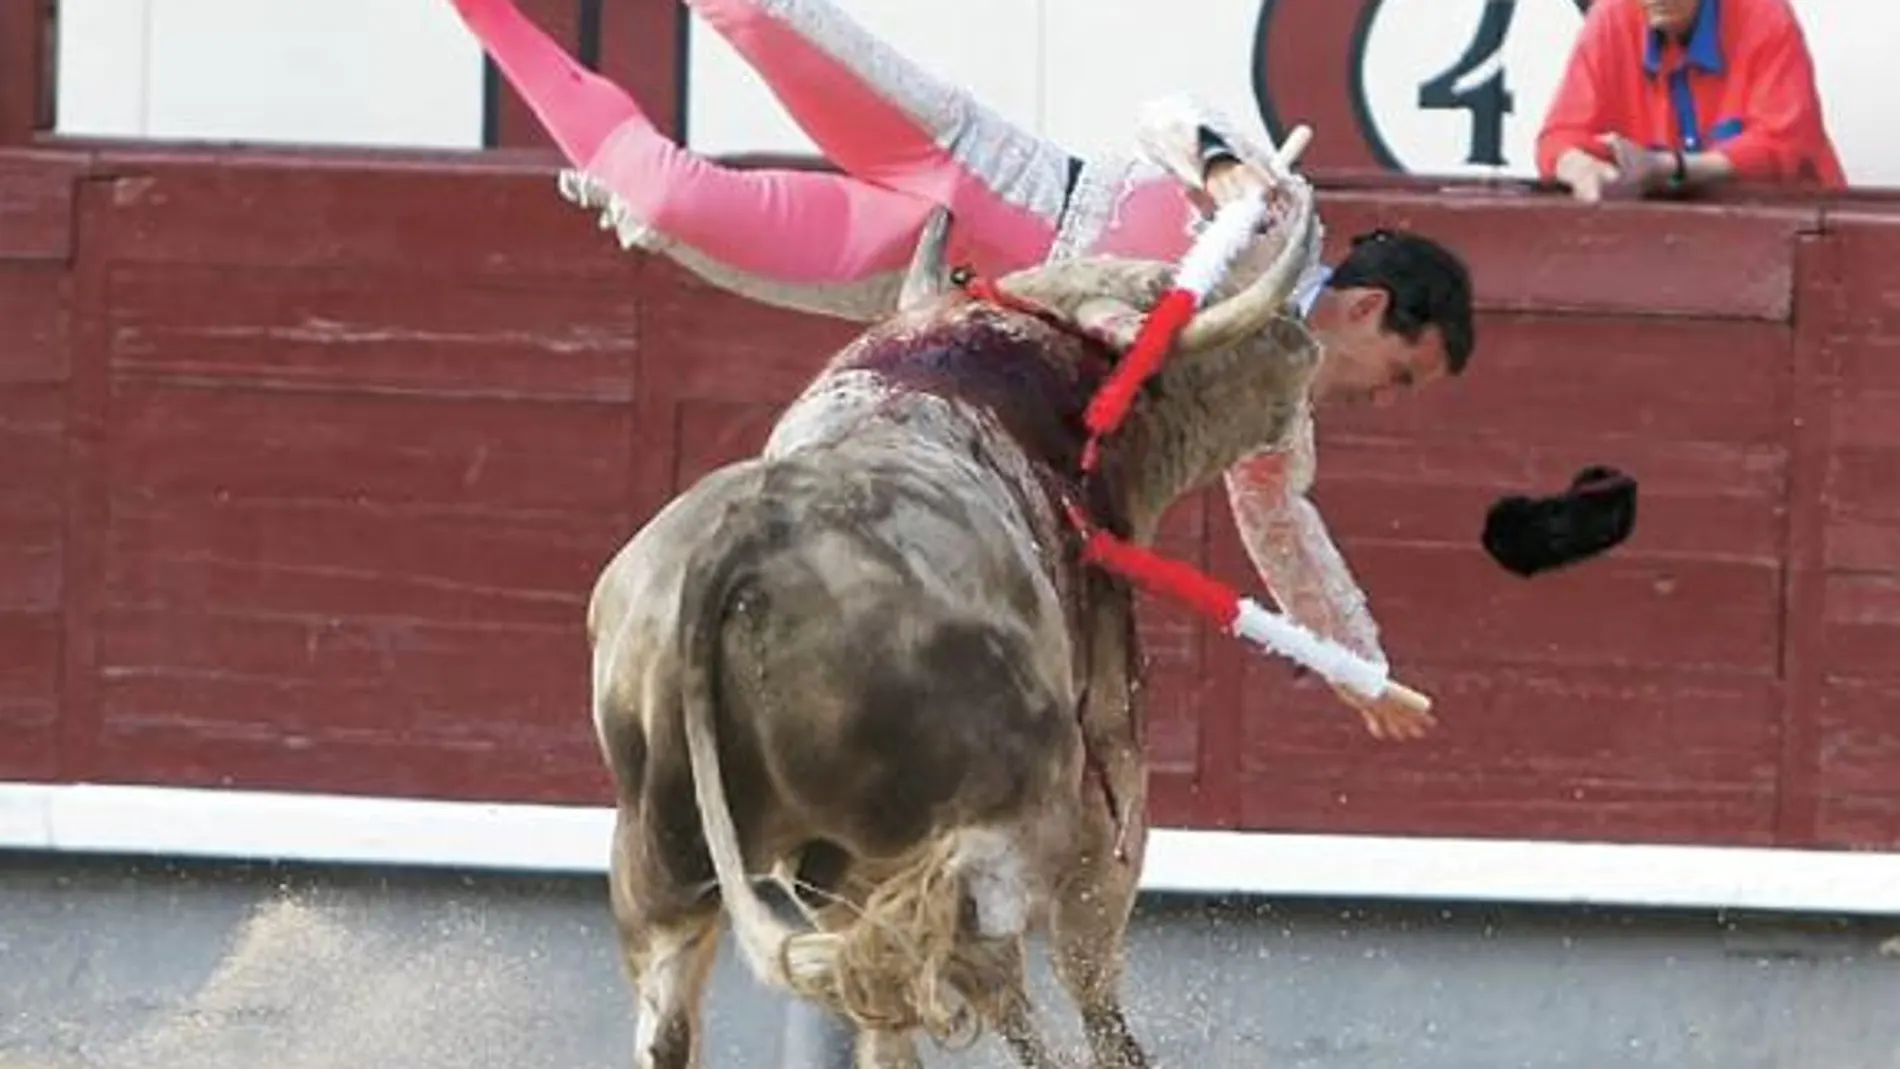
top-left (585, 172), bottom-right (1321, 1069)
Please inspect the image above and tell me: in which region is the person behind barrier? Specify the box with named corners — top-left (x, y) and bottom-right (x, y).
top-left (1536, 0), bottom-right (1845, 203)
top-left (448, 0), bottom-right (1476, 738)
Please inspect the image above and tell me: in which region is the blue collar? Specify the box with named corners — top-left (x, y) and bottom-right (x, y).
top-left (1645, 0), bottom-right (1724, 75)
top-left (1295, 264), bottom-right (1332, 318)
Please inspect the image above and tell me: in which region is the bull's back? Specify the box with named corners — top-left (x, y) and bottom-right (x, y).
top-left (709, 444), bottom-right (1082, 860)
top-left (595, 303), bottom-right (1101, 871)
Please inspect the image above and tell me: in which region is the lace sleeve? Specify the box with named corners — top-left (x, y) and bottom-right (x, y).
top-left (1221, 411), bottom-right (1388, 670)
top-left (1132, 93), bottom-right (1287, 191)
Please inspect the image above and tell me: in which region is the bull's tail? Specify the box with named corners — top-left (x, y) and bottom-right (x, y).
top-left (674, 494), bottom-right (814, 993)
top-left (674, 492), bottom-right (1015, 1047)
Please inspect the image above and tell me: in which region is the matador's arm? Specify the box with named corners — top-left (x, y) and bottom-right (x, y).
top-left (1223, 411), bottom-right (1388, 674)
top-left (1128, 94), bottom-right (1381, 656)
top-left (1131, 92), bottom-right (1284, 190)
top-left (1126, 92), bottom-right (1334, 301)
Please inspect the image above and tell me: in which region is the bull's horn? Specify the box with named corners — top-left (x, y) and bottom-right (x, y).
top-left (1171, 180), bottom-right (1318, 355)
top-left (898, 206), bottom-right (955, 311)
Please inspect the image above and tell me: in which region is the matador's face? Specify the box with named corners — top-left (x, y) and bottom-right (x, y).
top-left (1637, 0), bottom-right (1701, 35)
top-left (1305, 286), bottom-right (1451, 410)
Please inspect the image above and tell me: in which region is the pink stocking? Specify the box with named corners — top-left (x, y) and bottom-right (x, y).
top-left (449, 0), bottom-right (935, 287)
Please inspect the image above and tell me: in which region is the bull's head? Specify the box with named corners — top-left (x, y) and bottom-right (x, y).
top-left (984, 175), bottom-right (1321, 538)
top-left (899, 181), bottom-right (1318, 361)
top-left (884, 172), bottom-right (1321, 538)
top-left (896, 151), bottom-right (1317, 357)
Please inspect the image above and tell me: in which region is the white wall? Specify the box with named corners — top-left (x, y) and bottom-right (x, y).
top-left (56, 0), bottom-right (484, 149)
top-left (50, 0), bottom-right (1900, 187)
top-left (1791, 0), bottom-right (1889, 189)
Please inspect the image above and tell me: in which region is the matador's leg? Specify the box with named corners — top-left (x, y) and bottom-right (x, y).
top-left (685, 0), bottom-right (1292, 268)
top-left (448, 0), bottom-right (937, 319)
top-left (685, 0), bottom-right (1077, 266)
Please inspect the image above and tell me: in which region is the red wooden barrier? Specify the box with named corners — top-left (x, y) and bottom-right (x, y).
top-left (2, 144), bottom-right (1897, 853)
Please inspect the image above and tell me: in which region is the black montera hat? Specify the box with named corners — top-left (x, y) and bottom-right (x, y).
top-left (1482, 466), bottom-right (1638, 579)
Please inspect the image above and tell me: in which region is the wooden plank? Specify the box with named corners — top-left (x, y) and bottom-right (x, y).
top-left (1817, 574), bottom-right (1900, 681)
top-left (1235, 663), bottom-right (1781, 844)
top-left (1341, 543), bottom-right (1778, 673)
top-left (81, 153), bottom-right (648, 277)
top-left (601, 258), bottom-right (857, 528)
top-left (0, 384), bottom-right (66, 539)
top-left (0, 265), bottom-right (62, 783)
top-left (0, 155), bottom-right (77, 262)
top-left (107, 383), bottom-right (634, 515)
top-left (1325, 313), bottom-right (1791, 447)
top-left (105, 499), bottom-right (615, 629)
top-left (57, 180), bottom-right (116, 783)
top-left (95, 612), bottom-right (587, 731)
top-left (86, 709), bottom-right (612, 805)
top-left (1772, 233), bottom-right (1840, 845)
top-left (1278, 436), bottom-right (1787, 678)
top-left (1319, 192), bottom-right (1817, 321)
top-left (1313, 434), bottom-right (1786, 564)
top-left (1827, 415), bottom-right (1900, 528)
top-left (105, 264), bottom-right (639, 403)
top-left (0, 266), bottom-right (69, 380)
top-left (1146, 772), bottom-right (1201, 830)
top-left (0, 515), bottom-right (60, 615)
top-left (0, 614), bottom-right (60, 780)
top-left (58, 166), bottom-right (651, 789)
top-left (642, 264), bottom-right (862, 405)
top-left (1813, 680), bottom-right (1900, 849)
top-left (1819, 218), bottom-right (1900, 580)
top-left (1795, 217), bottom-right (1900, 843)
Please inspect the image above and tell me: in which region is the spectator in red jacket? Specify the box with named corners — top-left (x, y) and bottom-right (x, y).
top-left (1537, 0), bottom-right (1845, 203)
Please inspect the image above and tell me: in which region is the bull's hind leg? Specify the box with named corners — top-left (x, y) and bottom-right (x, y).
top-left (1048, 824), bottom-right (1152, 1069)
top-left (852, 937), bottom-right (1062, 1069)
top-left (977, 936), bottom-right (1066, 1069)
top-left (611, 813), bottom-right (723, 1069)
top-left (853, 1029), bottom-right (924, 1069)
top-left (629, 918), bottom-right (719, 1069)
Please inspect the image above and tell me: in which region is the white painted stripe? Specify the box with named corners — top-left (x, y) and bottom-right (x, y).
top-left (2, 782), bottom-right (1898, 916)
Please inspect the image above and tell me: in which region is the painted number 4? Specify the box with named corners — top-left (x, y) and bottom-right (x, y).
top-left (1416, 0), bottom-right (1518, 166)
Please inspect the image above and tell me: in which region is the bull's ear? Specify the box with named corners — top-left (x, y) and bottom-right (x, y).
top-left (899, 207), bottom-right (955, 311)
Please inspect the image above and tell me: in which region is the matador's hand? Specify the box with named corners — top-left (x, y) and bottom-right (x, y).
top-left (1203, 157), bottom-right (1304, 219)
top-left (1330, 681), bottom-right (1438, 741)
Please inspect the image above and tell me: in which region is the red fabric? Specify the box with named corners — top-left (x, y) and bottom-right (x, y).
top-left (1080, 530), bottom-right (1240, 627)
top-left (1535, 0), bottom-right (1845, 187)
top-left (1083, 288), bottom-right (1197, 444)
